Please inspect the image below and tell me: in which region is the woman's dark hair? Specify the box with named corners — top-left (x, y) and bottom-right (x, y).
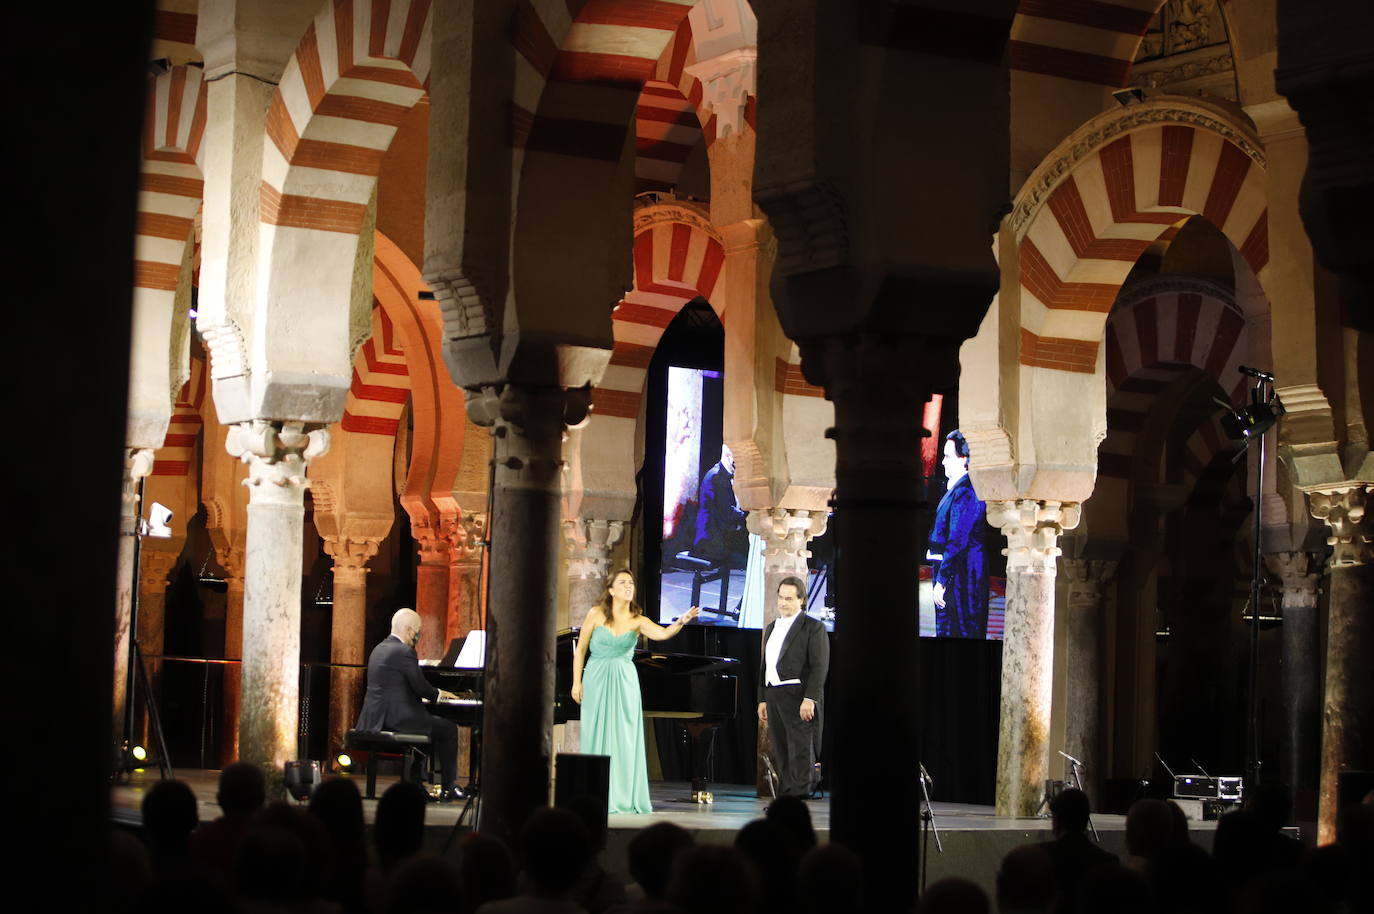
top-left (595, 567), bottom-right (644, 623)
top-left (946, 429), bottom-right (970, 460)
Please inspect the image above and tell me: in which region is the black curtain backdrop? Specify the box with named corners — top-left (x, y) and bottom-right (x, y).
top-left (650, 627), bottom-right (1002, 804)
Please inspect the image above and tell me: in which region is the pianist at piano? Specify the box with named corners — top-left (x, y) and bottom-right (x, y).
top-left (355, 609), bottom-right (463, 801)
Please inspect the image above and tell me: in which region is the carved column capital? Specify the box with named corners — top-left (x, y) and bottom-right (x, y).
top-left (121, 448), bottom-right (156, 528)
top-left (800, 335), bottom-right (952, 481)
top-left (226, 420), bottom-right (330, 505)
top-left (987, 499), bottom-right (1082, 574)
top-left (467, 385), bottom-right (590, 492)
top-left (1308, 486), bottom-right (1372, 567)
top-left (412, 518), bottom-right (452, 566)
top-left (324, 536), bottom-right (381, 577)
top-left (747, 508), bottom-right (827, 575)
top-left (1264, 550), bottom-right (1324, 609)
top-left (1060, 558), bottom-right (1119, 611)
top-left (685, 48), bottom-right (756, 140)
top-left (449, 513), bottom-right (488, 564)
top-left (563, 517), bottom-right (625, 581)
top-left (139, 548), bottom-right (181, 594)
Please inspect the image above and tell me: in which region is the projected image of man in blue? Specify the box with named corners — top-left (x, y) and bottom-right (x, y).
top-left (690, 444), bottom-right (748, 563)
top-left (927, 430), bottom-right (990, 639)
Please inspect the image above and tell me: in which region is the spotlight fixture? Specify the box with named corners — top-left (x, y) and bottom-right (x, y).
top-left (143, 502), bottom-right (174, 538)
top-left (1112, 87), bottom-right (1147, 107)
top-left (284, 760), bottom-right (321, 802)
top-left (1219, 367), bottom-right (1284, 441)
top-left (335, 753), bottom-right (355, 773)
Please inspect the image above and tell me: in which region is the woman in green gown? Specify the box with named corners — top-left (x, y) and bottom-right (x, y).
top-left (571, 569), bottom-right (699, 813)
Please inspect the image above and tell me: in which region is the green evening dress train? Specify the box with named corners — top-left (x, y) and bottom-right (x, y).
top-left (582, 626), bottom-right (652, 813)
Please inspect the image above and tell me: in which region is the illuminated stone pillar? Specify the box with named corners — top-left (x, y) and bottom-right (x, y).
top-left (227, 420), bottom-right (330, 776)
top-left (472, 384), bottom-right (589, 841)
top-left (988, 499), bottom-right (1081, 817)
top-left (324, 536), bottom-right (380, 759)
top-left (1307, 486), bottom-right (1374, 844)
top-left (1059, 556), bottom-right (1117, 806)
top-left (447, 513), bottom-right (488, 642)
top-left (413, 518), bottom-right (452, 660)
top-left (135, 546), bottom-right (182, 746)
top-left (1264, 550), bottom-right (1323, 827)
top-left (217, 543), bottom-right (246, 765)
top-left (113, 447), bottom-right (155, 743)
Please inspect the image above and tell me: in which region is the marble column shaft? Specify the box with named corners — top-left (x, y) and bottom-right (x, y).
top-left (802, 335), bottom-right (933, 914)
top-left (1060, 557), bottom-right (1117, 805)
top-left (1308, 486), bottom-right (1374, 844)
top-left (228, 420), bottom-right (329, 776)
top-left (475, 385), bottom-right (587, 841)
top-left (988, 499), bottom-right (1081, 817)
top-left (112, 448), bottom-right (154, 744)
top-left (326, 537), bottom-right (379, 758)
top-left (1264, 550), bottom-right (1323, 823)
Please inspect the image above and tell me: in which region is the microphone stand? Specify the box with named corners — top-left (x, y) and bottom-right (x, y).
top-left (1058, 750), bottom-right (1098, 842)
top-left (918, 762), bottom-right (942, 892)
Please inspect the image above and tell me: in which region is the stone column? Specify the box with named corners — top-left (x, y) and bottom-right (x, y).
top-left (1059, 557), bottom-right (1117, 806)
top-left (413, 519), bottom-right (452, 660)
top-left (113, 447), bottom-right (155, 743)
top-left (135, 547), bottom-right (182, 746)
top-left (226, 420), bottom-right (330, 776)
top-left (1307, 486), bottom-right (1374, 844)
top-left (447, 513), bottom-right (489, 643)
top-left (218, 544), bottom-right (246, 765)
top-left (563, 518), bottom-right (625, 624)
top-left (324, 536), bottom-right (380, 759)
top-left (561, 517), bottom-right (625, 753)
top-left (801, 335), bottom-right (935, 913)
top-left (1264, 550), bottom-right (1323, 827)
top-left (471, 385), bottom-right (590, 841)
top-left (748, 507), bottom-right (828, 793)
top-left (988, 499), bottom-right (1081, 817)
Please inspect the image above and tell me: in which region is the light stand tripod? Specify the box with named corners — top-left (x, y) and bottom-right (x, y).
top-left (1218, 366), bottom-right (1283, 794)
top-left (918, 762), bottom-right (942, 892)
top-left (1058, 750), bottom-right (1099, 842)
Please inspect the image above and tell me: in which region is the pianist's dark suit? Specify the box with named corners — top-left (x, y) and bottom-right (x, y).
top-left (356, 634), bottom-right (458, 789)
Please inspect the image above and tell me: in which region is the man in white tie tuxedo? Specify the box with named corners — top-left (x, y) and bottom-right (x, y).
top-left (757, 576), bottom-right (830, 797)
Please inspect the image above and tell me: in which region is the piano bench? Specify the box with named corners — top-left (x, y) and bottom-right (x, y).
top-left (344, 729), bottom-right (432, 799)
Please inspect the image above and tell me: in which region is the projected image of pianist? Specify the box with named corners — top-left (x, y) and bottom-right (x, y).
top-left (927, 430), bottom-right (990, 639)
top-left (690, 444), bottom-right (749, 566)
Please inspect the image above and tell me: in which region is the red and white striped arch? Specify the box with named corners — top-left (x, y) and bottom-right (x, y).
top-left (262, 0), bottom-right (431, 231)
top-left (1097, 286), bottom-right (1247, 481)
top-left (1010, 0), bottom-right (1162, 88)
top-left (512, 0), bottom-right (700, 162)
top-left (135, 65), bottom-right (207, 316)
top-left (152, 355), bottom-right (208, 478)
top-left (592, 212), bottom-right (727, 422)
top-left (341, 305), bottom-right (411, 437)
top-left (1017, 121), bottom-right (1267, 376)
top-left (254, 0), bottom-right (431, 397)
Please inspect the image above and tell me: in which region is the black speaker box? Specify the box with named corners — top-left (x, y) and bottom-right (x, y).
top-left (555, 753), bottom-right (611, 840)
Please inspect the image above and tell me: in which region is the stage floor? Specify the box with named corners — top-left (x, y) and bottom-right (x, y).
top-left (111, 770), bottom-right (1217, 896)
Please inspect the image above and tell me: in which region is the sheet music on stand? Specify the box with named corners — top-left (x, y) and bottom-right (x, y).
top-left (454, 630), bottom-right (486, 668)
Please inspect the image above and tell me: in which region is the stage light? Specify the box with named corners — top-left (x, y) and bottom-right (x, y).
top-left (131, 744), bottom-right (148, 762)
top-left (284, 760), bottom-right (321, 801)
top-left (335, 753), bottom-right (354, 772)
top-left (144, 502), bottom-right (174, 538)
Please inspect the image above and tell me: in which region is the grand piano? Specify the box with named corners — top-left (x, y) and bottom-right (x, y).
top-left (421, 629), bottom-right (740, 802)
